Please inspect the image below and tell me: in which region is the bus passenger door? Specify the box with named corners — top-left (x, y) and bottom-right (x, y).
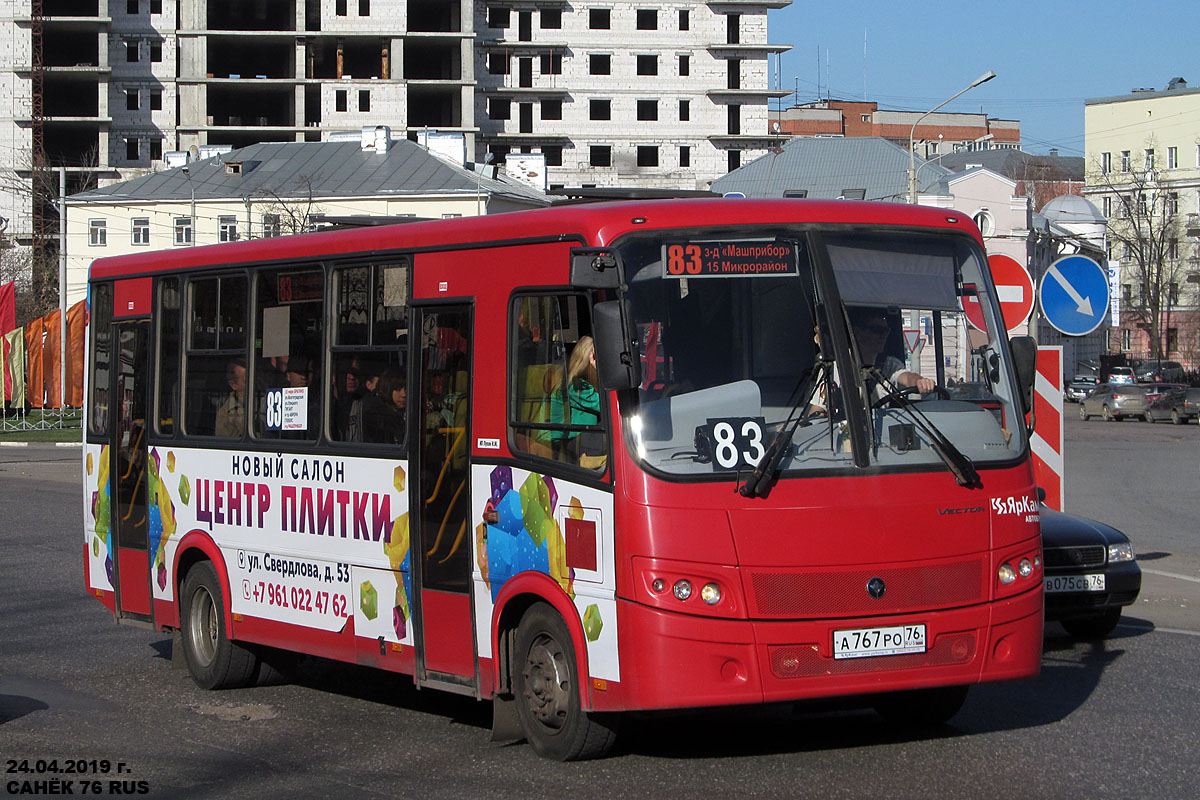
top-left (110, 320), bottom-right (152, 621)
top-left (413, 305), bottom-right (476, 689)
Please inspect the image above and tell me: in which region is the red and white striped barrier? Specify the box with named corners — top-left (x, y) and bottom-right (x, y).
top-left (1031, 346), bottom-right (1064, 511)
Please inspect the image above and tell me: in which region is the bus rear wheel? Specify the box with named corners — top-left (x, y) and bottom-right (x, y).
top-left (179, 561), bottom-right (260, 690)
top-left (873, 685), bottom-right (969, 727)
top-left (513, 604), bottom-right (619, 761)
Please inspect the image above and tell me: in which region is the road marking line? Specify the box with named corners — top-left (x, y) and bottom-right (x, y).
top-left (1118, 623), bottom-right (1200, 638)
top-left (0, 441), bottom-right (29, 447)
top-left (1142, 568), bottom-right (1200, 584)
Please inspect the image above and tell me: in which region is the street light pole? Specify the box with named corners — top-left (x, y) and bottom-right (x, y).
top-left (908, 70), bottom-right (996, 204)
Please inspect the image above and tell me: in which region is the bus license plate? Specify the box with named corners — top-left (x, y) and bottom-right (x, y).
top-left (833, 624), bottom-right (926, 660)
top-left (1045, 574), bottom-right (1105, 593)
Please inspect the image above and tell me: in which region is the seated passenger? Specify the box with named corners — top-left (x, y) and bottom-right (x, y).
top-left (214, 358), bottom-right (247, 437)
top-left (549, 336), bottom-right (605, 466)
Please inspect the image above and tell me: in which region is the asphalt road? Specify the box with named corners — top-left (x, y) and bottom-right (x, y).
top-left (1, 420), bottom-right (1197, 799)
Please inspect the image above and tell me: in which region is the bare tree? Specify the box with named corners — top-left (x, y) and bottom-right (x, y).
top-left (252, 175), bottom-right (326, 237)
top-left (1089, 153), bottom-right (1194, 362)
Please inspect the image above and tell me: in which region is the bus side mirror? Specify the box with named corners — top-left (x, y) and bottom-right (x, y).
top-left (1010, 335), bottom-right (1036, 416)
top-left (593, 301), bottom-right (641, 390)
top-left (570, 249), bottom-right (621, 289)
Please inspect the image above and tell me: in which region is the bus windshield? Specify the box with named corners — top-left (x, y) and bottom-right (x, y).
top-left (619, 227), bottom-right (1027, 478)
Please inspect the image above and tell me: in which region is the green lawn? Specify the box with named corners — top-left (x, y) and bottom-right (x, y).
top-left (0, 409), bottom-right (84, 443)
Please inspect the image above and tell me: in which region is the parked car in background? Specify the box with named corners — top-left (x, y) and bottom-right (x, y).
top-left (1135, 360), bottom-right (1185, 383)
top-left (1106, 366), bottom-right (1136, 385)
top-left (1145, 387), bottom-right (1200, 424)
top-left (1139, 382), bottom-right (1185, 406)
top-left (1065, 375), bottom-right (1099, 403)
top-left (1078, 384), bottom-right (1149, 421)
top-left (1041, 506), bottom-right (1141, 639)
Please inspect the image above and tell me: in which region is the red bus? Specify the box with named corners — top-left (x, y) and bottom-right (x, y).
top-left (83, 199), bottom-right (1043, 760)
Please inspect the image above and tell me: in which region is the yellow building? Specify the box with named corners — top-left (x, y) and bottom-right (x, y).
top-left (1084, 78), bottom-right (1200, 369)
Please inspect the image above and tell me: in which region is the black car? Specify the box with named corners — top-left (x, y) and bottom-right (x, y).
top-left (1145, 387), bottom-right (1200, 424)
top-left (1040, 507), bottom-right (1142, 639)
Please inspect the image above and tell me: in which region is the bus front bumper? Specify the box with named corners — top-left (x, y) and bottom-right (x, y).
top-left (607, 587), bottom-right (1042, 712)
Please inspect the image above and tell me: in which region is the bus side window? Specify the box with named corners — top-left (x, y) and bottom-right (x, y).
top-left (156, 277), bottom-right (181, 435)
top-left (329, 261), bottom-right (408, 446)
top-left (183, 275), bottom-right (247, 437)
top-left (509, 294), bottom-right (606, 470)
top-left (88, 282), bottom-right (114, 437)
top-left (252, 268), bottom-right (323, 441)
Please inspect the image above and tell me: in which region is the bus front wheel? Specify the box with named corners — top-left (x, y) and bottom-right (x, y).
top-left (179, 561), bottom-right (260, 690)
top-left (513, 603), bottom-right (619, 761)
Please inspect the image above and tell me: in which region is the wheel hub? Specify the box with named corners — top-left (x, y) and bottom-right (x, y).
top-left (523, 633), bottom-right (569, 730)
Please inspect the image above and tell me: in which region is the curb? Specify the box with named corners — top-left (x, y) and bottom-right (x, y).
top-left (0, 441), bottom-right (29, 447)
top-left (56, 441), bottom-right (83, 447)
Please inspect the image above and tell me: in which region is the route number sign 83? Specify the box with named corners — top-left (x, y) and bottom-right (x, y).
top-left (702, 417), bottom-right (767, 470)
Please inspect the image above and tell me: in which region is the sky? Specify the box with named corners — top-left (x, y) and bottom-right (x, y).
top-left (766, 1), bottom-right (1200, 155)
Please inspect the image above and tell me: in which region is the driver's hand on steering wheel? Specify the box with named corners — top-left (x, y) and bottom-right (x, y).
top-left (914, 376), bottom-right (936, 394)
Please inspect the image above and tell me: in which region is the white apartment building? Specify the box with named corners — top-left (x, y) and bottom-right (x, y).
top-left (474, 1), bottom-right (790, 190)
top-left (2, 0), bottom-right (790, 254)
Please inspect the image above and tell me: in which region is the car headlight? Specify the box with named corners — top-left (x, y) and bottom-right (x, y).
top-left (1108, 542), bottom-right (1135, 563)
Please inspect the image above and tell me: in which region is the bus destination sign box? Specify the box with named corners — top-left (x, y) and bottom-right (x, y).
top-left (662, 241), bottom-right (797, 278)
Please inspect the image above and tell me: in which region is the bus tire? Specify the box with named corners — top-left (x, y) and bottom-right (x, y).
top-left (513, 603), bottom-right (619, 761)
top-left (179, 561), bottom-right (260, 690)
top-left (873, 685), bottom-right (969, 727)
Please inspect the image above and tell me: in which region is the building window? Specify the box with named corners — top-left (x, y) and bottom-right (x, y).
top-left (174, 217), bottom-right (193, 246)
top-left (1168, 146), bottom-right (1178, 169)
top-left (1121, 284), bottom-right (1132, 305)
top-left (541, 9), bottom-right (561, 28)
top-left (336, 0), bottom-right (347, 15)
top-left (125, 89), bottom-right (138, 110)
top-left (726, 13), bottom-right (740, 44)
top-left (126, 137), bottom-right (139, 160)
top-left (151, 0), bottom-right (161, 12)
top-left (489, 97), bottom-right (510, 120)
top-left (1144, 149), bottom-right (1155, 171)
top-left (150, 41), bottom-right (161, 62)
top-left (1137, 193), bottom-right (1148, 216)
top-left (636, 55), bottom-right (657, 76)
top-left (841, 189), bottom-right (866, 200)
top-left (488, 52), bottom-right (509, 75)
top-left (637, 9), bottom-right (657, 30)
top-left (1167, 192), bottom-right (1180, 215)
top-left (89, 219), bottom-right (107, 246)
top-left (590, 146), bottom-right (612, 167)
top-left (487, 6), bottom-right (509, 28)
top-left (335, 90), bottom-right (347, 112)
top-left (589, 8), bottom-right (610, 29)
top-left (1167, 327), bottom-right (1179, 352)
top-left (1102, 196), bottom-right (1112, 217)
top-left (637, 146), bottom-right (659, 167)
top-left (262, 214), bottom-right (281, 238)
top-left (359, 90), bottom-right (370, 112)
top-left (1101, 152), bottom-right (1111, 174)
top-left (637, 99), bottom-right (658, 121)
top-left (727, 105), bottom-right (741, 135)
top-left (149, 138), bottom-right (162, 160)
top-left (540, 52), bottom-right (562, 75)
top-left (589, 54), bottom-right (610, 75)
top-left (1121, 328), bottom-right (1131, 351)
top-left (126, 40), bottom-right (139, 62)
top-left (1169, 239), bottom-right (1179, 260)
top-left (679, 54), bottom-right (690, 76)
top-left (973, 210), bottom-right (995, 237)
top-left (132, 217), bottom-right (150, 245)
top-left (679, 146), bottom-right (690, 167)
top-left (728, 150), bottom-right (741, 172)
top-left (783, 190), bottom-right (808, 198)
top-left (728, 59), bottom-right (740, 90)
top-left (679, 9), bottom-right (689, 30)
top-left (1120, 150), bottom-right (1130, 172)
top-left (543, 146), bottom-right (562, 167)
top-left (589, 99), bottom-right (611, 121)
top-left (126, 0), bottom-right (138, 11)
top-left (679, 99), bottom-right (690, 121)
top-left (150, 89), bottom-right (162, 110)
top-left (540, 99), bottom-right (562, 120)
top-left (358, 0), bottom-right (369, 15)
top-left (1119, 196), bottom-right (1130, 218)
top-left (218, 216), bottom-right (238, 243)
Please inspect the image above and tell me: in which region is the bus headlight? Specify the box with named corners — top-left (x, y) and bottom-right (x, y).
top-left (673, 580), bottom-right (693, 601)
top-left (998, 563), bottom-right (1016, 585)
top-left (1017, 558), bottom-right (1033, 578)
top-left (700, 583), bottom-right (722, 605)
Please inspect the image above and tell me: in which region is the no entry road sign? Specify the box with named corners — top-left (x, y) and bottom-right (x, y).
top-left (964, 253), bottom-right (1034, 333)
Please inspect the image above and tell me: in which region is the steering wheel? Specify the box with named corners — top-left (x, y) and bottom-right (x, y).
top-left (872, 384), bottom-right (949, 408)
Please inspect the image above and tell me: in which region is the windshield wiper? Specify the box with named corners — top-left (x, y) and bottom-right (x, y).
top-left (868, 368), bottom-right (981, 489)
top-left (739, 359), bottom-right (829, 498)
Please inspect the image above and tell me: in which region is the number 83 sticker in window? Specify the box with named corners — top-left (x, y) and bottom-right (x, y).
top-left (695, 417), bottom-right (767, 470)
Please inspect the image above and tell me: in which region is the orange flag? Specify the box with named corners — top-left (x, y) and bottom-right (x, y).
top-left (67, 300), bottom-right (86, 407)
top-left (25, 316), bottom-right (44, 408)
top-left (44, 309), bottom-right (62, 409)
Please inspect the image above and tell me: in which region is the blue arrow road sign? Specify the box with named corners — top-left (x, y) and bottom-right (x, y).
top-left (1039, 254), bottom-right (1110, 336)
